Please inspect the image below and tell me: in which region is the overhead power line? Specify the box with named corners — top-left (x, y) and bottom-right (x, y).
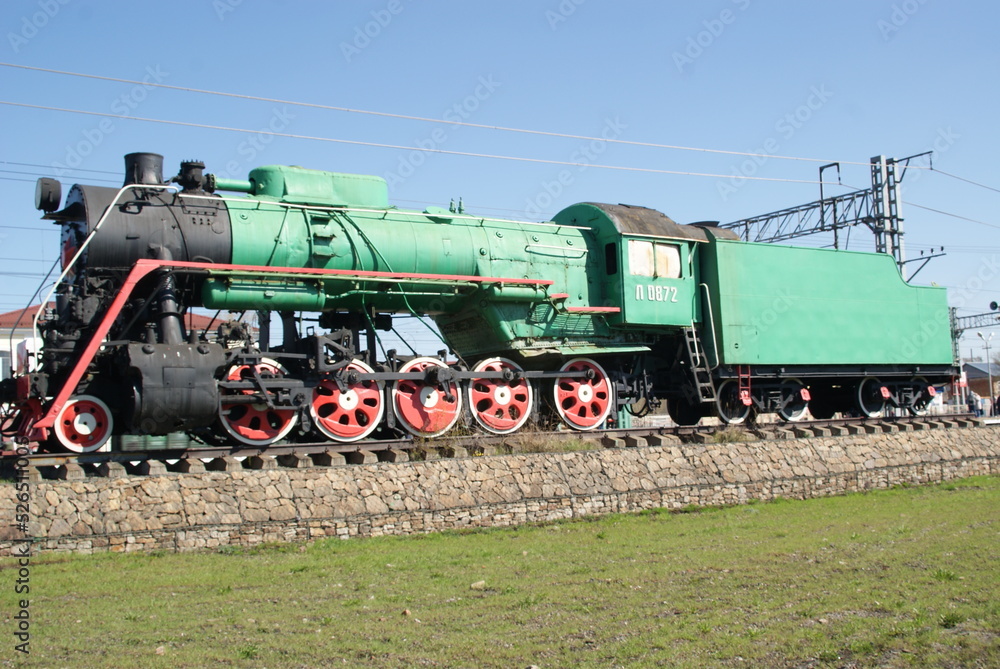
top-left (0, 100), bottom-right (830, 185)
top-left (0, 272), bottom-right (47, 278)
top-left (0, 167), bottom-right (119, 185)
top-left (932, 168), bottom-right (1000, 195)
top-left (0, 160), bottom-right (119, 176)
top-left (841, 180), bottom-right (999, 231)
top-left (0, 61), bottom-right (931, 171)
top-left (904, 201), bottom-right (1000, 230)
top-left (0, 225), bottom-right (57, 232)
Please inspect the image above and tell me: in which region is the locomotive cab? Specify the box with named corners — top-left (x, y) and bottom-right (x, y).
top-left (553, 202), bottom-right (738, 330)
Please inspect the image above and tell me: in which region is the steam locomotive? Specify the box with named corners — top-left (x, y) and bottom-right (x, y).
top-left (1, 152), bottom-right (956, 452)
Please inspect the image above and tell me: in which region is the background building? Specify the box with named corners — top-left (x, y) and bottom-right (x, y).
top-left (963, 362), bottom-right (1000, 415)
top-left (0, 305), bottom-right (233, 380)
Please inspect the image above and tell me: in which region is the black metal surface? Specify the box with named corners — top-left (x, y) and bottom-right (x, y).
top-left (34, 177), bottom-right (61, 212)
top-left (175, 160), bottom-right (208, 192)
top-left (123, 152), bottom-right (164, 186)
top-left (124, 342), bottom-right (228, 433)
top-left (45, 184), bottom-right (233, 272)
top-left (713, 364), bottom-right (957, 380)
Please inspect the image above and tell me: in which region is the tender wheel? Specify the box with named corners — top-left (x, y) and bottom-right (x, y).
top-left (778, 379), bottom-right (809, 422)
top-left (808, 394), bottom-right (837, 420)
top-left (468, 358), bottom-right (533, 434)
top-left (553, 357), bottom-right (612, 430)
top-left (392, 357), bottom-right (462, 438)
top-left (716, 379), bottom-right (751, 425)
top-left (666, 397), bottom-right (702, 426)
top-left (52, 395), bottom-right (112, 453)
top-left (311, 360), bottom-right (384, 442)
top-left (218, 358), bottom-right (298, 447)
top-left (907, 376), bottom-right (933, 416)
top-left (856, 376), bottom-right (887, 418)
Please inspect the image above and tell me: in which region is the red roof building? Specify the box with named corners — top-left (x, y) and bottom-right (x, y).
top-left (0, 304), bottom-right (231, 333)
top-left (0, 305), bottom-right (245, 379)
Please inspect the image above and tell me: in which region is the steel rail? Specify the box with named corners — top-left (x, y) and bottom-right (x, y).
top-left (2, 412), bottom-right (978, 475)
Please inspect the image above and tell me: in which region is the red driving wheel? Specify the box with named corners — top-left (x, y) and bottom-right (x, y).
top-left (311, 360), bottom-right (384, 442)
top-left (391, 357), bottom-right (462, 438)
top-left (218, 358), bottom-right (298, 446)
top-left (468, 357), bottom-right (533, 434)
top-left (553, 357), bottom-right (612, 430)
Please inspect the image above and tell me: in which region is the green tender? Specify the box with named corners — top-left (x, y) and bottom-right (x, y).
top-left (700, 235), bottom-right (953, 367)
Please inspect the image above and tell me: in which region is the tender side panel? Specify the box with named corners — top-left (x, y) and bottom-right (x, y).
top-left (702, 237), bottom-right (953, 366)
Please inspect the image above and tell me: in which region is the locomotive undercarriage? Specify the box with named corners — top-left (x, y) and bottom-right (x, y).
top-left (13, 276), bottom-right (645, 452)
top-left (1, 254), bottom-right (663, 453)
top-left (6, 263), bottom-right (949, 454)
top-left (650, 328), bottom-right (949, 427)
top-left (696, 366), bottom-right (947, 427)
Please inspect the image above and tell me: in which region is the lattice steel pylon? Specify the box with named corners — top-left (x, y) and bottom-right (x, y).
top-left (951, 307), bottom-right (1000, 364)
top-left (870, 155), bottom-right (903, 264)
top-left (720, 152), bottom-right (938, 280)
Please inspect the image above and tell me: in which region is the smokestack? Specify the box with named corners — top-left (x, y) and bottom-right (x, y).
top-left (123, 152), bottom-right (165, 186)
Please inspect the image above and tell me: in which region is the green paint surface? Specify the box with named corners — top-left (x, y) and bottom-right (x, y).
top-left (701, 236), bottom-right (953, 366)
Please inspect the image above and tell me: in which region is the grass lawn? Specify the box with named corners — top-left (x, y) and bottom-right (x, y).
top-left (1, 476), bottom-right (997, 668)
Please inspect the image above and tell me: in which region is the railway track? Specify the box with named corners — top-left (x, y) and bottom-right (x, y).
top-left (2, 412), bottom-right (980, 481)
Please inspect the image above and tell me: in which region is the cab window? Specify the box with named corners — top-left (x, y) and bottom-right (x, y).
top-left (628, 240), bottom-right (681, 278)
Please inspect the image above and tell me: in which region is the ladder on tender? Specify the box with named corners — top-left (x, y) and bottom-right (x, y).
top-left (682, 326), bottom-right (716, 403)
top-left (737, 364), bottom-right (752, 406)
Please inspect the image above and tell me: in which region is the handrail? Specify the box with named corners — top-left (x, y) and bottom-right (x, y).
top-left (699, 282), bottom-right (720, 370)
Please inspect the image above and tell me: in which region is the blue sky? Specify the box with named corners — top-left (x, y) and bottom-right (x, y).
top-left (1, 0), bottom-right (998, 359)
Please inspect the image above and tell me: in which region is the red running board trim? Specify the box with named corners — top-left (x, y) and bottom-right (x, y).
top-left (31, 259), bottom-right (555, 431)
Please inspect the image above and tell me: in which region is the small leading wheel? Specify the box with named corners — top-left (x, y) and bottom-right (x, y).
top-left (908, 376), bottom-right (933, 416)
top-left (52, 395), bottom-right (113, 453)
top-left (777, 379), bottom-right (809, 422)
top-left (392, 357), bottom-right (462, 438)
top-left (468, 358), bottom-right (533, 434)
top-left (856, 376), bottom-right (887, 418)
top-left (716, 379), bottom-right (751, 425)
top-left (311, 360), bottom-right (384, 442)
top-left (218, 358), bottom-right (298, 447)
top-left (553, 357), bottom-right (612, 430)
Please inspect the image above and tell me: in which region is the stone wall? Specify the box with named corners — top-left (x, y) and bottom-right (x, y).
top-left (1, 426), bottom-right (997, 556)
